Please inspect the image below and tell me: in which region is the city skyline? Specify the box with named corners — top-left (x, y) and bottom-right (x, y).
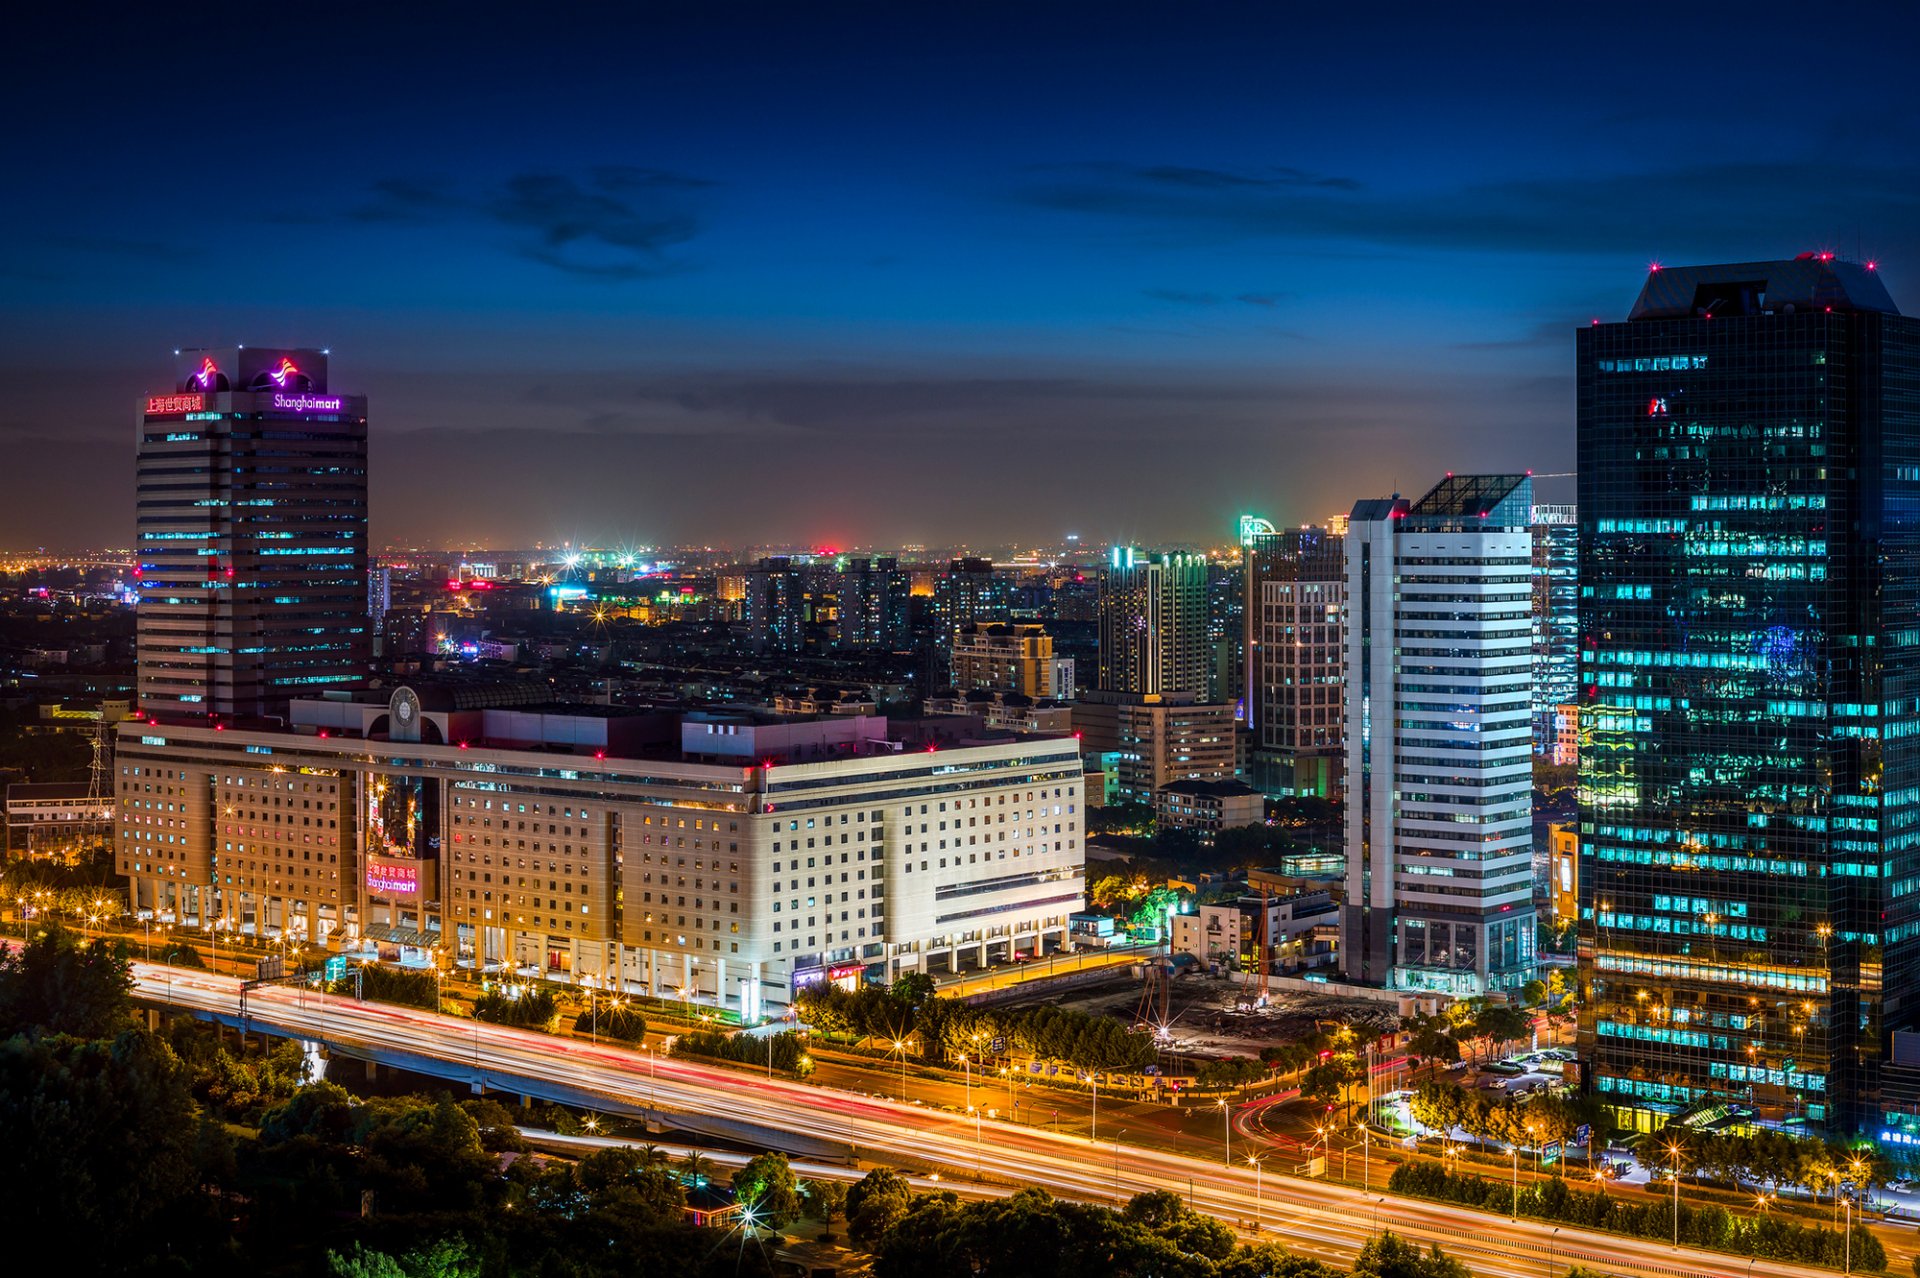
top-left (4, 5), bottom-right (1917, 548)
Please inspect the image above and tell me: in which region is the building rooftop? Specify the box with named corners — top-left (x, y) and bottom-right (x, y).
top-left (1628, 255), bottom-right (1899, 321)
top-left (1408, 473), bottom-right (1532, 521)
top-left (1159, 778), bottom-right (1261, 798)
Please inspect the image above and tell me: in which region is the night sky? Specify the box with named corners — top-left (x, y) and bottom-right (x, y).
top-left (4, 2), bottom-right (1917, 551)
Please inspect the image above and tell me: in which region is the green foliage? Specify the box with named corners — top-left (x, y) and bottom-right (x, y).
top-left (459, 1097), bottom-right (530, 1152)
top-left (670, 1028), bottom-right (811, 1073)
top-left (926, 999), bottom-right (1157, 1072)
top-left (1088, 801), bottom-right (1154, 836)
top-left (156, 936), bottom-right (207, 967)
top-left (575, 1001), bottom-right (648, 1044)
top-left (1351, 1231), bottom-right (1471, 1278)
top-left (868, 1183), bottom-right (1326, 1278)
top-left (1216, 1244), bottom-right (1342, 1278)
top-left (0, 1028), bottom-right (204, 1255)
top-left (1407, 1080), bottom-right (1603, 1147)
top-left (846, 1167), bottom-right (916, 1247)
top-left (1401, 1013), bottom-right (1462, 1066)
top-left (1390, 1161), bottom-right (1886, 1270)
top-left (735, 1151), bottom-right (804, 1227)
top-left (472, 983), bottom-right (560, 1030)
top-left (1195, 1056), bottom-right (1267, 1088)
top-left (329, 1238), bottom-right (479, 1278)
top-left (329, 962), bottom-right (440, 1010)
top-left (794, 980), bottom-right (921, 1043)
top-left (1300, 1054), bottom-right (1365, 1106)
top-left (806, 1178), bottom-right (848, 1237)
top-left (1469, 1004), bottom-right (1533, 1052)
top-left (0, 920), bottom-right (134, 1038)
top-left (891, 970), bottom-right (937, 1007)
top-left (1131, 885), bottom-right (1182, 931)
top-left (166, 1020), bottom-right (308, 1120)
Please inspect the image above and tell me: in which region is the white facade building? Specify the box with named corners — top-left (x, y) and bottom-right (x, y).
top-left (1341, 475), bottom-right (1537, 995)
top-left (116, 689), bottom-right (1085, 1016)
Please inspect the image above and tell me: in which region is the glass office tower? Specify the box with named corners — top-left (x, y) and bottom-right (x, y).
top-left (1576, 256), bottom-right (1920, 1137)
top-left (136, 347), bottom-right (369, 719)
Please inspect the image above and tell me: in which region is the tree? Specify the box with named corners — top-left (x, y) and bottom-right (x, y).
top-left (1352, 1231), bottom-right (1472, 1278)
top-left (472, 984), bottom-right (560, 1031)
top-left (574, 1000), bottom-right (648, 1044)
top-left (735, 1151), bottom-right (804, 1229)
top-left (1402, 1014), bottom-right (1461, 1067)
top-left (0, 920), bottom-right (134, 1038)
top-left (806, 1178), bottom-right (848, 1240)
top-left (329, 1239), bottom-right (479, 1278)
top-left (891, 971), bottom-right (936, 1007)
top-left (0, 1029), bottom-right (204, 1256)
top-left (846, 1167), bottom-right (916, 1247)
top-left (1471, 1004), bottom-right (1533, 1057)
top-left (1217, 1243), bottom-right (1342, 1278)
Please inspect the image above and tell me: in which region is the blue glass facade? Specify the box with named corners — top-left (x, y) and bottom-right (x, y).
top-left (1576, 259), bottom-right (1920, 1136)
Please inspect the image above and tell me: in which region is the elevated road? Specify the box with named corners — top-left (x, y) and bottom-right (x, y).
top-left (138, 961), bottom-right (1868, 1278)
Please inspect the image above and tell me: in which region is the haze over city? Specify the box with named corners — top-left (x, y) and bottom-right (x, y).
top-left (4, 2), bottom-right (1917, 548)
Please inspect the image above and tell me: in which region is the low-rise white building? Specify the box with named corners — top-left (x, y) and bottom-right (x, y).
top-left (115, 685), bottom-right (1086, 1016)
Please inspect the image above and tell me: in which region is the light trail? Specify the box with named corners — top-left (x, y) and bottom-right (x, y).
top-left (137, 962), bottom-right (1863, 1278)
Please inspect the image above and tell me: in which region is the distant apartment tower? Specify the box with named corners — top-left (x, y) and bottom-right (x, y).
top-left (742, 557), bottom-right (810, 652)
top-left (1206, 557), bottom-right (1243, 704)
top-left (1243, 524), bottom-right (1345, 797)
top-left (136, 347), bottom-right (368, 719)
top-left (841, 557), bottom-right (911, 649)
top-left (950, 622), bottom-right (1057, 697)
top-left (1530, 503), bottom-right (1578, 754)
top-left (1073, 690), bottom-right (1236, 805)
top-left (1342, 475), bottom-right (1537, 995)
top-left (1578, 255), bottom-right (1920, 1138)
top-left (932, 557), bottom-right (1013, 641)
top-left (1098, 548), bottom-right (1209, 696)
top-left (368, 565), bottom-right (392, 620)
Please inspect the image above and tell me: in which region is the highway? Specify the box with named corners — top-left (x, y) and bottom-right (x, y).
top-left (138, 961), bottom-right (1858, 1278)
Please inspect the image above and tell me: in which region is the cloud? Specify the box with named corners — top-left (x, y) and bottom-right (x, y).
top-left (1135, 164), bottom-right (1363, 192)
top-left (342, 166), bottom-right (714, 278)
top-left (1017, 160), bottom-right (1920, 258)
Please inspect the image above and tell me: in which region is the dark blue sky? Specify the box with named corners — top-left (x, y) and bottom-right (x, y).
top-left (4, 2), bottom-right (1917, 550)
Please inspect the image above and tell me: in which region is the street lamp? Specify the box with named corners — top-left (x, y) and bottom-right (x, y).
top-left (1665, 1141), bottom-right (1686, 1248)
top-left (1510, 1144), bottom-right (1520, 1222)
top-left (1219, 1097), bottom-right (1231, 1167)
top-left (893, 1039), bottom-right (909, 1103)
top-left (958, 1052), bottom-right (972, 1110)
top-left (1247, 1154), bottom-right (1263, 1232)
top-left (1113, 1128), bottom-right (1127, 1205)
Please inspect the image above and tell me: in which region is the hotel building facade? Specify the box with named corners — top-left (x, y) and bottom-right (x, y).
top-left (116, 687), bottom-right (1086, 1016)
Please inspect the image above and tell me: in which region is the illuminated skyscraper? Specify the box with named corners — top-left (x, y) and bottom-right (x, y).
top-left (841, 556), bottom-right (911, 649)
top-left (1243, 525), bottom-right (1345, 797)
top-left (1529, 504), bottom-right (1578, 754)
top-left (1342, 475), bottom-right (1536, 994)
top-left (1098, 548), bottom-right (1209, 696)
top-left (135, 347), bottom-right (368, 719)
top-left (1577, 255), bottom-right (1920, 1137)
